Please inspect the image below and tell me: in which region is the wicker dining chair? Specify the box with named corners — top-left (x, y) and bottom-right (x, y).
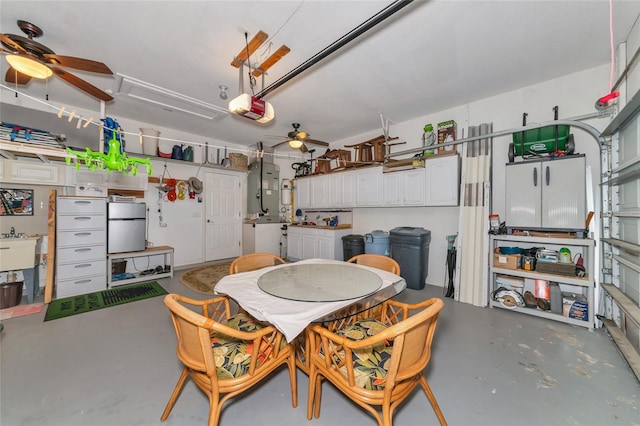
top-left (229, 252), bottom-right (286, 274)
top-left (161, 293), bottom-right (297, 426)
top-left (306, 297), bottom-right (446, 426)
top-left (347, 254), bottom-right (401, 275)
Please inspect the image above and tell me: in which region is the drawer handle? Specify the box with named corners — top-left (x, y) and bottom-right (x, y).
top-left (74, 264), bottom-right (92, 269)
top-left (74, 248), bottom-right (92, 253)
top-left (74, 232), bottom-right (92, 237)
top-left (0, 247), bottom-right (9, 250)
top-left (74, 279), bottom-right (92, 284)
top-left (74, 201), bottom-right (91, 205)
top-left (74, 217), bottom-right (91, 221)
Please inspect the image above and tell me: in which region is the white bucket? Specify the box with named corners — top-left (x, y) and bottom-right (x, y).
top-left (140, 128), bottom-right (160, 156)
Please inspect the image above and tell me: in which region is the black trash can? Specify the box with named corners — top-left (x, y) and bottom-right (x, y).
top-left (389, 227), bottom-right (431, 289)
top-left (342, 234), bottom-right (365, 261)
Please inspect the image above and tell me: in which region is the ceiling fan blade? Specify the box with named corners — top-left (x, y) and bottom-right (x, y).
top-left (43, 54), bottom-right (113, 74)
top-left (252, 45), bottom-right (290, 77)
top-left (5, 66), bottom-right (32, 85)
top-left (0, 33), bottom-right (27, 54)
top-left (231, 30), bottom-right (268, 68)
top-left (270, 141), bottom-right (291, 149)
top-left (51, 67), bottom-right (113, 101)
top-left (300, 143), bottom-right (309, 153)
top-left (304, 138), bottom-right (329, 147)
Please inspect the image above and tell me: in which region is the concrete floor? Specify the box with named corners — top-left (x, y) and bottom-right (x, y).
top-left (1, 266), bottom-right (639, 426)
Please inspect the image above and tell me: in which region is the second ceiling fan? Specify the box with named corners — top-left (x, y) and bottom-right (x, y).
top-left (271, 123), bottom-right (329, 153)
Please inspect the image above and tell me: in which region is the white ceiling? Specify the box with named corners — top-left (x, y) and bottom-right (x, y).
top-left (2, 1), bottom-right (640, 151)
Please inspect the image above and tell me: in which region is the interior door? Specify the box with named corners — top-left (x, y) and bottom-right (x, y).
top-left (205, 172), bottom-right (242, 261)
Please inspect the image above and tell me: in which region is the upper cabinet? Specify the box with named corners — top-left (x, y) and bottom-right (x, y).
top-left (293, 154), bottom-right (460, 209)
top-left (505, 155), bottom-right (586, 231)
top-left (2, 159), bottom-right (66, 186)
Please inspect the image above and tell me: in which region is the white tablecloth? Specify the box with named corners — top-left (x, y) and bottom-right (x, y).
top-left (214, 258), bottom-right (404, 342)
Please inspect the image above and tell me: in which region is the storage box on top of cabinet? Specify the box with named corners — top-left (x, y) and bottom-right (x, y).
top-left (505, 155), bottom-right (586, 232)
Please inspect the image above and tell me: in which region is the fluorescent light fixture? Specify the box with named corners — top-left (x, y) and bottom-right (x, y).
top-left (288, 139), bottom-right (303, 149)
top-left (228, 93), bottom-right (275, 124)
top-left (6, 55), bottom-right (52, 79)
top-left (115, 74), bottom-right (228, 121)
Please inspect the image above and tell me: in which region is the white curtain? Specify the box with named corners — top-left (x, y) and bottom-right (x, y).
top-left (456, 123), bottom-right (492, 306)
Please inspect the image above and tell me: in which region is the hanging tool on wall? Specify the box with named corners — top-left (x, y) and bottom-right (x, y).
top-left (444, 234), bottom-right (457, 298)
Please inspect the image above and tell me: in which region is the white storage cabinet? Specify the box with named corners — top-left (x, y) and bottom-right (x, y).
top-left (383, 168), bottom-right (426, 206)
top-left (286, 226), bottom-right (352, 261)
top-left (505, 155), bottom-right (586, 231)
top-left (489, 234), bottom-right (595, 329)
top-left (56, 197), bottom-right (107, 298)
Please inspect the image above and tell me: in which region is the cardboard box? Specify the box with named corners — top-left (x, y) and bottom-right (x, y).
top-left (437, 120), bottom-right (457, 153)
top-left (493, 253), bottom-right (520, 270)
top-left (562, 293), bottom-right (588, 322)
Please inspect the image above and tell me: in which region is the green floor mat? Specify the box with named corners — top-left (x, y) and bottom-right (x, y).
top-left (44, 281), bottom-right (167, 321)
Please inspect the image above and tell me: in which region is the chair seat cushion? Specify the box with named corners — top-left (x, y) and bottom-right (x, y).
top-left (211, 313), bottom-right (268, 379)
top-left (334, 319), bottom-right (393, 390)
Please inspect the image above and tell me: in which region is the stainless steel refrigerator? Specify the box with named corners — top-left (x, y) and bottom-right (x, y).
top-left (107, 202), bottom-right (146, 253)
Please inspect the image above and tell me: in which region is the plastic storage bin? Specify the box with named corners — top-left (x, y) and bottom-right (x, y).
top-left (389, 227), bottom-right (431, 289)
top-left (342, 234), bottom-right (365, 261)
top-left (364, 230), bottom-right (390, 256)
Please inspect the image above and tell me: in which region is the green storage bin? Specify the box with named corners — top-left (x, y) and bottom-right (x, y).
top-left (511, 125), bottom-right (570, 156)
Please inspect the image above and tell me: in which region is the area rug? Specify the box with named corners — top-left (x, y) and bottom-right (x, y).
top-left (0, 302), bottom-right (44, 320)
top-left (44, 281), bottom-right (166, 321)
top-left (179, 263), bottom-right (231, 295)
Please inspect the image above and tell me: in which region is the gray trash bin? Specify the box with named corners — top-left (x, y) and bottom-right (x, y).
top-left (389, 227), bottom-right (431, 289)
top-left (342, 234), bottom-right (365, 261)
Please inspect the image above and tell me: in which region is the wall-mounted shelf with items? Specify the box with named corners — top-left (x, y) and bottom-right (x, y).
top-left (489, 234), bottom-right (595, 329)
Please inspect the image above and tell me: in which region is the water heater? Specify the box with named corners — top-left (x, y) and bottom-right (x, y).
top-left (247, 161), bottom-right (280, 222)
top-left (281, 179), bottom-right (292, 205)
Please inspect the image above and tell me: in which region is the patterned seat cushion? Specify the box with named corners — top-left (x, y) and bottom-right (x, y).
top-left (333, 319), bottom-right (392, 390)
top-left (211, 313), bottom-right (269, 379)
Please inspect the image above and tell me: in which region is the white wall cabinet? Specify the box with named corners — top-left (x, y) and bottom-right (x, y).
top-left (425, 154), bottom-right (460, 206)
top-left (356, 167), bottom-right (383, 206)
top-left (55, 196), bottom-right (107, 298)
top-left (67, 166), bottom-right (148, 191)
top-left (383, 168), bottom-right (426, 206)
top-left (2, 159), bottom-right (65, 185)
top-left (505, 155), bottom-right (586, 231)
top-left (293, 155), bottom-right (460, 210)
top-left (286, 226), bottom-right (351, 261)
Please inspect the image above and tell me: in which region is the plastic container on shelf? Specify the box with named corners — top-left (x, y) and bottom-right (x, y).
top-left (140, 128), bottom-right (160, 156)
top-left (389, 227), bottom-right (431, 289)
top-left (364, 230), bottom-right (390, 256)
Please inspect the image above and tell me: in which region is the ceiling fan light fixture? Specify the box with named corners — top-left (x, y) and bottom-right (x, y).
top-left (6, 54), bottom-right (52, 79)
top-left (288, 139), bottom-right (304, 149)
top-left (228, 93), bottom-right (275, 124)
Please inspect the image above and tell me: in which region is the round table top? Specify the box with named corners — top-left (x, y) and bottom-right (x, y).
top-left (257, 262), bottom-right (383, 302)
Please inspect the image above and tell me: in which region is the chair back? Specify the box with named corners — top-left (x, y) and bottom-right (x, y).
top-left (347, 253), bottom-right (400, 274)
top-left (229, 253), bottom-right (286, 274)
top-left (164, 294), bottom-right (224, 378)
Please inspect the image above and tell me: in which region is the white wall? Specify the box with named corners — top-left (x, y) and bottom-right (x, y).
top-left (332, 64), bottom-right (613, 287)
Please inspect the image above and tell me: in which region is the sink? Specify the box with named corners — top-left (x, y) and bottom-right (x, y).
top-left (0, 236), bottom-right (41, 271)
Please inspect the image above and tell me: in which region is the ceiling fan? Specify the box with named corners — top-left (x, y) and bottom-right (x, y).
top-left (270, 123), bottom-right (329, 153)
top-left (0, 20), bottom-right (114, 101)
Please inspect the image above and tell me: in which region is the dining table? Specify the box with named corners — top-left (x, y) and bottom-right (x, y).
top-left (214, 258), bottom-right (407, 343)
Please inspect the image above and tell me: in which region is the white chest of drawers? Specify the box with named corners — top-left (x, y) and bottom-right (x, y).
top-left (55, 197), bottom-right (107, 298)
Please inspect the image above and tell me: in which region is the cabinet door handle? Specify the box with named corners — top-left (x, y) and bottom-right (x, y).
top-left (74, 279), bottom-right (91, 284)
top-left (74, 216), bottom-right (91, 221)
top-left (74, 264), bottom-right (92, 268)
top-left (533, 167), bottom-right (538, 187)
top-left (74, 201), bottom-right (91, 205)
top-left (74, 232), bottom-right (91, 237)
top-left (74, 248), bottom-right (92, 253)
top-left (545, 166), bottom-right (550, 186)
